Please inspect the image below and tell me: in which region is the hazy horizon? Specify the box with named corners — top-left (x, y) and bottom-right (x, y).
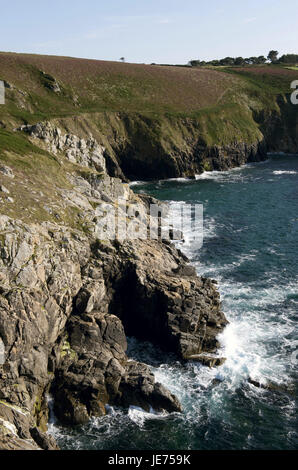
top-left (1, 0), bottom-right (297, 65)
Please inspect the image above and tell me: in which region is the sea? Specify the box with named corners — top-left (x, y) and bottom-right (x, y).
top-left (49, 154), bottom-right (298, 450)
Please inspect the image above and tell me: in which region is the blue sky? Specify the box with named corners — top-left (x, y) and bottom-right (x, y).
top-left (1, 0), bottom-right (297, 63)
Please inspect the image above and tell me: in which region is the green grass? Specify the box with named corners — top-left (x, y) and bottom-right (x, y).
top-left (219, 66), bottom-right (295, 110)
top-left (0, 129), bottom-right (54, 159)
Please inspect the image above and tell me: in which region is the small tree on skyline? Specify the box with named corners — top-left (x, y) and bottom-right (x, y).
top-left (267, 50), bottom-right (279, 63)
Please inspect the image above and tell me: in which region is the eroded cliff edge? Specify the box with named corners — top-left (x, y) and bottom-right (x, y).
top-left (16, 96), bottom-right (296, 183)
top-left (0, 124), bottom-right (227, 450)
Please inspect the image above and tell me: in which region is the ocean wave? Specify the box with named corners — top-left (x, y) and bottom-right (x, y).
top-left (273, 170), bottom-right (297, 175)
top-left (129, 180), bottom-right (146, 187)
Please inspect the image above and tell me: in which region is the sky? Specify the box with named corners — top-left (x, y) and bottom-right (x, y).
top-left (0, 0), bottom-right (297, 64)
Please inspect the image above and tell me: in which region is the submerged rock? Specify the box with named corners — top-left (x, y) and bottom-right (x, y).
top-left (248, 377), bottom-right (296, 395)
top-left (186, 354), bottom-right (226, 368)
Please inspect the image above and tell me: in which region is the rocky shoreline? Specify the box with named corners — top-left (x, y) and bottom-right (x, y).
top-left (0, 123), bottom-right (228, 450)
top-left (1, 107), bottom-right (296, 450)
top-left (0, 54), bottom-right (297, 451)
top-left (1, 104), bottom-right (296, 450)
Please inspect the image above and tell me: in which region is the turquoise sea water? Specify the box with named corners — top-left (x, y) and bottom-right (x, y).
top-left (50, 154), bottom-right (298, 450)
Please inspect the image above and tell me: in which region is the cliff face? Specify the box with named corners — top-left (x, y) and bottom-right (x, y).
top-left (17, 99), bottom-right (294, 185)
top-left (96, 113), bottom-right (268, 180)
top-left (0, 123), bottom-right (227, 450)
top-left (1, 53), bottom-right (297, 184)
top-left (256, 95), bottom-right (298, 155)
top-left (90, 98), bottom-right (296, 180)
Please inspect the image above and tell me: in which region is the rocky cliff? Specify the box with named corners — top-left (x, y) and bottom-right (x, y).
top-left (0, 55), bottom-right (296, 450)
top-left (0, 123), bottom-right (227, 450)
top-left (15, 100), bottom-right (296, 183)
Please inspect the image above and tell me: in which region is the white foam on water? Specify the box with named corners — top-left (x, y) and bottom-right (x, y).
top-left (273, 170), bottom-right (297, 175)
top-left (128, 406), bottom-right (163, 426)
top-left (163, 177), bottom-right (192, 183)
top-left (129, 180), bottom-right (146, 187)
top-left (194, 161), bottom-right (267, 183)
top-left (148, 194), bottom-right (297, 413)
top-left (195, 170), bottom-right (245, 183)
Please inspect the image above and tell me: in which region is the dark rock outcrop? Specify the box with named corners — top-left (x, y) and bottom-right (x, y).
top-left (0, 122), bottom-right (228, 449)
top-left (106, 129), bottom-right (268, 181)
top-left (0, 214), bottom-right (227, 447)
top-left (107, 240), bottom-right (227, 359)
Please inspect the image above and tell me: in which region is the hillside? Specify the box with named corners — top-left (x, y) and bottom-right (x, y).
top-left (0, 52), bottom-right (297, 181)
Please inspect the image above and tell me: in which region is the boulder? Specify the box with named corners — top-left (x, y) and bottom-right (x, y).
top-left (116, 361), bottom-right (182, 413)
top-left (30, 427), bottom-right (59, 450)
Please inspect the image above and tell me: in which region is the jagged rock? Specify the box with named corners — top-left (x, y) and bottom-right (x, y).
top-left (40, 71), bottom-right (61, 94)
top-left (53, 308), bottom-right (181, 423)
top-left (3, 81), bottom-right (13, 89)
top-left (45, 81), bottom-right (61, 94)
top-left (116, 361), bottom-right (182, 413)
top-left (20, 122), bottom-right (106, 173)
top-left (0, 338), bottom-right (4, 365)
top-left (102, 116), bottom-right (268, 181)
top-left (0, 213), bottom-right (226, 442)
top-left (0, 132), bottom-right (227, 448)
top-left (0, 432), bottom-right (40, 450)
top-left (107, 240), bottom-right (228, 359)
top-left (30, 427), bottom-right (59, 450)
top-left (248, 377), bottom-right (296, 395)
top-left (52, 311), bottom-right (126, 425)
top-left (53, 389), bottom-right (90, 425)
top-left (75, 280), bottom-right (106, 314)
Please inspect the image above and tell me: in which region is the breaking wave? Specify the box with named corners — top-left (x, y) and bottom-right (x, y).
top-left (49, 154), bottom-right (298, 450)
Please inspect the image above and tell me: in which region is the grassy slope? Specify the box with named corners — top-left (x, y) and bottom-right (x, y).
top-left (0, 52), bottom-right (242, 117)
top-left (0, 52), bottom-right (297, 193)
top-left (0, 52), bottom-right (296, 125)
